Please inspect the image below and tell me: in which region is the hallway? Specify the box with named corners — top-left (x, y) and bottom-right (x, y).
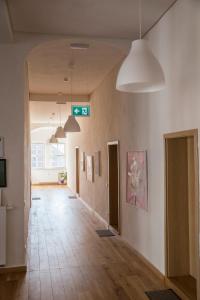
top-left (0, 187), bottom-right (165, 300)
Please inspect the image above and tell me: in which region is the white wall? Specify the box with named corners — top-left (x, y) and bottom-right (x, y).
top-left (66, 0), bottom-right (200, 275)
top-left (0, 44), bottom-right (28, 266)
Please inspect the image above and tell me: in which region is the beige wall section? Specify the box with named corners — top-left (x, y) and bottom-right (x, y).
top-left (0, 44), bottom-right (27, 266)
top-left (66, 0), bottom-right (200, 274)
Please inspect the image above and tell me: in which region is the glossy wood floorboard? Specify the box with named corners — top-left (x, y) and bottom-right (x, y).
top-left (0, 187), bottom-right (165, 300)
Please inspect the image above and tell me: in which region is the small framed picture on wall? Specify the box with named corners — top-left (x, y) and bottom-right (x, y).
top-left (86, 155), bottom-right (94, 182)
top-left (80, 151), bottom-right (86, 171)
top-left (126, 151), bottom-right (148, 211)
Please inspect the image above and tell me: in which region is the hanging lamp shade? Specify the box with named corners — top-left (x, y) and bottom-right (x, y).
top-left (116, 39), bottom-right (165, 93)
top-left (55, 126), bottom-right (66, 138)
top-left (64, 115), bottom-right (80, 133)
top-left (49, 134), bottom-right (58, 143)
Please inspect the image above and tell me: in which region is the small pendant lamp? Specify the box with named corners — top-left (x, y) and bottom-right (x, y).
top-left (55, 126), bottom-right (65, 138)
top-left (55, 100), bottom-right (66, 138)
top-left (49, 134), bottom-right (58, 144)
top-left (116, 0), bottom-right (165, 93)
top-left (64, 58), bottom-right (81, 133)
top-left (64, 115), bottom-right (80, 132)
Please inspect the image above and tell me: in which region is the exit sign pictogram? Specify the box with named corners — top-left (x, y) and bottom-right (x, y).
top-left (72, 105), bottom-right (90, 117)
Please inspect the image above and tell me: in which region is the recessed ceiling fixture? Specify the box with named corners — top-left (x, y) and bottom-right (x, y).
top-left (116, 0), bottom-right (165, 93)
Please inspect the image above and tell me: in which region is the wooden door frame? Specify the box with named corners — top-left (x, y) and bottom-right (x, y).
top-left (164, 129), bottom-right (199, 299)
top-left (107, 140), bottom-right (120, 234)
top-left (75, 146), bottom-right (80, 196)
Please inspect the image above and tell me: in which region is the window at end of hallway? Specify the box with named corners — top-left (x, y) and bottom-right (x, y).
top-left (31, 143), bottom-right (65, 169)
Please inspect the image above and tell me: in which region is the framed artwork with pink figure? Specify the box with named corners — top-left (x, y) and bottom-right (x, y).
top-left (126, 151), bottom-right (148, 211)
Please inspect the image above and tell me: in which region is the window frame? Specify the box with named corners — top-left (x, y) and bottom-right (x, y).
top-left (31, 143), bottom-right (45, 170)
top-left (31, 142), bottom-right (66, 170)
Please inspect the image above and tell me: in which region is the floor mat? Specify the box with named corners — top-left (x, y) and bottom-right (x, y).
top-left (96, 229), bottom-right (115, 237)
top-left (68, 195), bottom-right (77, 199)
top-left (32, 197), bottom-right (41, 200)
top-left (145, 289), bottom-right (181, 300)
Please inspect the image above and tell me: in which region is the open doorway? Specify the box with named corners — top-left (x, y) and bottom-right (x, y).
top-left (107, 141), bottom-right (120, 234)
top-left (75, 147), bottom-right (80, 195)
top-left (164, 129), bottom-right (199, 300)
top-left (30, 100), bottom-right (68, 190)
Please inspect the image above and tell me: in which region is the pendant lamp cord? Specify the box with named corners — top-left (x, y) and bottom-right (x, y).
top-left (139, 0), bottom-right (142, 39)
top-left (59, 103), bottom-right (61, 126)
top-left (70, 49), bottom-right (74, 113)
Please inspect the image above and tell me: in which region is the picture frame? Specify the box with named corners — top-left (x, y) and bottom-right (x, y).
top-left (80, 151), bottom-right (86, 171)
top-left (126, 151), bottom-right (148, 211)
top-left (86, 155), bottom-right (94, 182)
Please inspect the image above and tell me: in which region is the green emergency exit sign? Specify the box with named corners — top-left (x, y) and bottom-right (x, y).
top-left (72, 105), bottom-right (90, 117)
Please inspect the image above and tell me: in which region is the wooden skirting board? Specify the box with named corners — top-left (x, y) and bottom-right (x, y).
top-left (80, 194), bottom-right (194, 297)
top-left (32, 182), bottom-right (62, 186)
top-left (79, 196), bottom-right (109, 229)
top-left (122, 238), bottom-right (165, 283)
top-left (78, 194), bottom-right (165, 283)
top-left (0, 265), bottom-right (27, 274)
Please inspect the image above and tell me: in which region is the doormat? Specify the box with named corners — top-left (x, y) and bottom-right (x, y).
top-left (145, 289), bottom-right (181, 300)
top-left (96, 229), bottom-right (115, 237)
top-left (32, 197), bottom-right (41, 200)
top-left (68, 195), bottom-right (77, 199)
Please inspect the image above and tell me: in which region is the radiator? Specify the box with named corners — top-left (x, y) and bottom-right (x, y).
top-left (0, 207), bottom-right (6, 266)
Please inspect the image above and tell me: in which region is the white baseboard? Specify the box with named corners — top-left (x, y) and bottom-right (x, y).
top-left (78, 196), bottom-right (108, 228)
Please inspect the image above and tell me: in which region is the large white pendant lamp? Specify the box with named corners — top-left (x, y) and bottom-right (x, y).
top-left (116, 0), bottom-right (165, 93)
top-left (64, 115), bottom-right (80, 132)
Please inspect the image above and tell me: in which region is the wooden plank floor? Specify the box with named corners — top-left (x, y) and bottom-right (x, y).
top-left (0, 187), bottom-right (165, 300)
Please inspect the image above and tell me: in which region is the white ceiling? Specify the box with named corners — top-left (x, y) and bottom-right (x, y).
top-left (28, 39), bottom-right (125, 95)
top-left (7, 0), bottom-right (176, 96)
top-left (8, 0), bottom-right (176, 39)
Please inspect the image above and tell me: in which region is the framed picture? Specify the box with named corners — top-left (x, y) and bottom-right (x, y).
top-left (86, 155), bottom-right (94, 182)
top-left (80, 151), bottom-right (85, 171)
top-left (94, 151), bottom-right (101, 176)
top-left (126, 151), bottom-right (148, 210)
top-left (0, 159), bottom-right (7, 188)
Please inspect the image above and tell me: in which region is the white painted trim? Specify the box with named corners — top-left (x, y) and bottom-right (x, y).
top-left (78, 196), bottom-right (108, 228)
top-left (107, 140), bottom-right (119, 146)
